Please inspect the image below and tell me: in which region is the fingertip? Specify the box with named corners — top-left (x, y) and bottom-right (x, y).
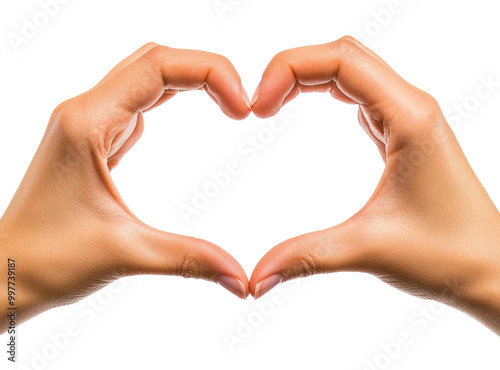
top-left (216, 84), bottom-right (252, 120)
top-left (237, 105), bottom-right (253, 120)
top-left (241, 84), bottom-right (251, 110)
top-left (248, 232), bottom-right (329, 297)
top-left (222, 105), bottom-right (252, 120)
top-left (217, 274), bottom-right (249, 299)
top-left (250, 82), bottom-right (286, 118)
top-left (252, 273), bottom-right (283, 300)
top-left (232, 83), bottom-right (252, 120)
top-left (250, 81), bottom-right (261, 107)
top-left (249, 251), bottom-right (283, 298)
top-left (251, 102), bottom-right (282, 119)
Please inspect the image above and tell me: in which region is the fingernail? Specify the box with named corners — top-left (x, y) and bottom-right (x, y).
top-left (251, 82), bottom-right (261, 107)
top-left (217, 275), bottom-right (247, 299)
top-left (241, 85), bottom-right (251, 110)
top-left (254, 273), bottom-right (282, 299)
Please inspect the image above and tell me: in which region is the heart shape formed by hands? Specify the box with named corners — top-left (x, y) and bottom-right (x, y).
top-left (1, 37), bottom-right (499, 336)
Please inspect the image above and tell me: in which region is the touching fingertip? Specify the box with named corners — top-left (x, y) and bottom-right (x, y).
top-left (250, 81), bottom-right (262, 107)
top-left (251, 106), bottom-right (280, 119)
top-left (250, 93), bottom-right (260, 107)
top-left (217, 275), bottom-right (248, 299)
top-left (241, 85), bottom-right (251, 110)
top-left (253, 273), bottom-right (282, 300)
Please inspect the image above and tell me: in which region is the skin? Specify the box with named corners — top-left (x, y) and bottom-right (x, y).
top-left (249, 36), bottom-right (500, 335)
top-left (1, 37), bottom-right (499, 338)
top-left (0, 44), bottom-right (252, 334)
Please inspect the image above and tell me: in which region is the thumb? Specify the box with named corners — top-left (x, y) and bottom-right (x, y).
top-left (120, 223), bottom-right (249, 299)
top-left (250, 219), bottom-right (370, 299)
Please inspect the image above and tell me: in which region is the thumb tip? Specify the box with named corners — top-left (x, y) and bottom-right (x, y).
top-left (252, 273), bottom-right (283, 300)
top-left (217, 274), bottom-right (249, 299)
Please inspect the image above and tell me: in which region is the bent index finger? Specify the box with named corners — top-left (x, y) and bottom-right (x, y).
top-left (97, 46), bottom-right (251, 120)
top-left (251, 37), bottom-right (407, 118)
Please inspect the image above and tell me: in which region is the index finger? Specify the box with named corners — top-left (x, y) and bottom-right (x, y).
top-left (95, 46), bottom-right (251, 120)
top-left (251, 36), bottom-right (409, 118)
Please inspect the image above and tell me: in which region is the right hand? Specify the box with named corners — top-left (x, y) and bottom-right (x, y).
top-left (250, 36), bottom-right (500, 335)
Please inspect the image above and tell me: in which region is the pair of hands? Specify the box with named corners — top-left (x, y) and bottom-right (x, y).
top-left (1, 37), bottom-right (499, 336)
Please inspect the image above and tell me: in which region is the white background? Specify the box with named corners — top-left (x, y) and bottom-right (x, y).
top-left (1, 0), bottom-right (500, 369)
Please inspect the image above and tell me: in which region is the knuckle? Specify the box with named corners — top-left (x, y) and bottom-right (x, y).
top-left (211, 53), bottom-right (237, 75)
top-left (143, 44), bottom-right (170, 62)
top-left (51, 95), bottom-right (105, 147)
top-left (421, 93), bottom-right (441, 115)
top-left (50, 98), bottom-right (86, 136)
top-left (339, 35), bottom-right (360, 44)
top-left (178, 254), bottom-right (201, 279)
top-left (282, 236), bottom-right (322, 280)
top-left (142, 42), bottom-right (159, 50)
top-left (340, 35), bottom-right (357, 42)
top-left (213, 53), bottom-right (233, 67)
top-left (294, 252), bottom-right (319, 278)
top-left (271, 49), bottom-right (291, 66)
top-left (52, 98), bottom-right (78, 123)
top-left (405, 90), bottom-right (444, 131)
top-left (330, 37), bottom-right (363, 59)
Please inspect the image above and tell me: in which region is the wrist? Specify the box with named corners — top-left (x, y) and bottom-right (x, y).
top-left (0, 221), bottom-right (44, 334)
top-left (460, 224), bottom-right (500, 335)
top-left (463, 275), bottom-right (500, 336)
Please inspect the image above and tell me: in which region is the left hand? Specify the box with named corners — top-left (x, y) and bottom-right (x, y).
top-left (0, 43), bottom-right (251, 333)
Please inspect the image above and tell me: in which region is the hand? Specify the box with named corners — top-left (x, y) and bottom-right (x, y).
top-left (0, 43), bottom-right (251, 333)
top-left (249, 36), bottom-right (500, 335)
